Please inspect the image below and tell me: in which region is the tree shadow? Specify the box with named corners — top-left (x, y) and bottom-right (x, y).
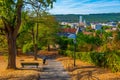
top-left (108, 77), bottom-right (120, 80)
top-left (1, 73), bottom-right (40, 80)
top-left (67, 65), bottom-right (98, 72)
top-left (76, 69), bottom-right (100, 80)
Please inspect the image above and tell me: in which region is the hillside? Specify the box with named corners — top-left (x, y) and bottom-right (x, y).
top-left (53, 13), bottom-right (120, 23)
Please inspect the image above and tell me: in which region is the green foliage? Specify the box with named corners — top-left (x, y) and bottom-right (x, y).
top-left (58, 49), bottom-right (73, 57)
top-left (54, 13), bottom-right (120, 23)
top-left (64, 25), bottom-right (71, 28)
top-left (0, 0), bottom-right (56, 69)
top-left (90, 52), bottom-right (105, 67)
top-left (38, 14), bottom-right (59, 47)
top-left (65, 50), bottom-right (73, 57)
top-left (67, 45), bottom-right (74, 51)
top-left (104, 52), bottom-right (120, 72)
top-left (59, 49), bottom-right (120, 72)
top-left (57, 36), bottom-right (69, 50)
top-left (118, 23), bottom-right (120, 29)
top-left (41, 46), bottom-right (47, 50)
top-left (58, 49), bottom-right (66, 55)
top-left (102, 26), bottom-right (111, 30)
top-left (76, 52), bottom-right (91, 63)
top-left (22, 42), bottom-right (33, 53)
top-left (0, 36), bottom-right (7, 48)
top-left (77, 33), bottom-right (102, 51)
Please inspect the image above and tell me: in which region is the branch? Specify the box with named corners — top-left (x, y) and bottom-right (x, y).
top-left (0, 32), bottom-right (5, 35)
top-left (23, 0), bottom-right (39, 8)
top-left (1, 16), bottom-right (11, 33)
top-left (13, 0), bottom-right (23, 37)
top-left (0, 28), bottom-right (5, 35)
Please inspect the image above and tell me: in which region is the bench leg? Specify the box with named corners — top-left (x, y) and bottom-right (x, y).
top-left (22, 65), bottom-right (24, 68)
top-left (37, 65), bottom-right (38, 68)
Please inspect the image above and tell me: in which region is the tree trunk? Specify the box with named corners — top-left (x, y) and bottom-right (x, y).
top-left (48, 44), bottom-right (50, 51)
top-left (32, 28), bottom-right (37, 60)
top-left (7, 33), bottom-right (16, 69)
top-left (34, 44), bottom-right (37, 60)
top-left (34, 11), bottom-right (39, 60)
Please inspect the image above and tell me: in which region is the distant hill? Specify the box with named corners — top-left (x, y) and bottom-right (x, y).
top-left (53, 13), bottom-right (120, 23)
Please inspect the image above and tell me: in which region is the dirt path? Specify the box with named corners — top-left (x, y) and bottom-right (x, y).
top-left (39, 59), bottom-right (71, 80)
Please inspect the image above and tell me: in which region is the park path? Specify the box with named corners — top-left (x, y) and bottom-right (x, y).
top-left (39, 59), bottom-right (71, 80)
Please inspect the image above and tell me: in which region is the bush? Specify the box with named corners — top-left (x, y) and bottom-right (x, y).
top-left (59, 50), bottom-right (120, 72)
top-left (58, 49), bottom-right (73, 57)
top-left (90, 52), bottom-right (105, 67)
top-left (59, 42), bottom-right (120, 72)
top-left (41, 46), bottom-right (47, 50)
top-left (22, 42), bottom-right (33, 53)
top-left (58, 49), bottom-right (66, 55)
top-left (104, 51), bottom-right (120, 72)
top-left (65, 50), bottom-right (73, 57)
top-left (90, 51), bottom-right (120, 72)
top-left (76, 52), bottom-right (92, 63)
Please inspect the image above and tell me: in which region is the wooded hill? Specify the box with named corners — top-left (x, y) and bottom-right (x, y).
top-left (53, 13), bottom-right (120, 23)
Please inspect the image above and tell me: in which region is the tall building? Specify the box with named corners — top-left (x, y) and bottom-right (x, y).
top-left (79, 16), bottom-right (82, 23)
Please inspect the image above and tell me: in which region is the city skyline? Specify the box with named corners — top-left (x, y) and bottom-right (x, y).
top-left (49, 0), bottom-right (120, 14)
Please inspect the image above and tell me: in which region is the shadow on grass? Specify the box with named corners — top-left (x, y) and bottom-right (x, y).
top-left (0, 73), bottom-right (39, 80)
top-left (66, 65), bottom-right (97, 72)
top-left (108, 77), bottom-right (120, 80)
top-left (76, 69), bottom-right (100, 80)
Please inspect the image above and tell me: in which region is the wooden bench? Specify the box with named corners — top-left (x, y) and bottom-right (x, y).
top-left (21, 62), bottom-right (39, 68)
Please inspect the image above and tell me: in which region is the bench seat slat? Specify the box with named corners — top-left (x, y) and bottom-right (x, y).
top-left (21, 62), bottom-right (39, 68)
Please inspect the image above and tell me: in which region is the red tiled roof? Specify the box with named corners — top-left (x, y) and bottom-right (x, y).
top-left (61, 28), bottom-right (77, 33)
top-left (83, 31), bottom-right (92, 35)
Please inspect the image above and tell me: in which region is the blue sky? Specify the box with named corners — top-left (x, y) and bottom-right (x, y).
top-left (49, 0), bottom-right (120, 14)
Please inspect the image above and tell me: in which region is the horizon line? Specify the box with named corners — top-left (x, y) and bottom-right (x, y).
top-left (51, 12), bottom-right (120, 15)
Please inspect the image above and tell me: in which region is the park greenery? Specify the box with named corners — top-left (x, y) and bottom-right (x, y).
top-left (0, 0), bottom-right (120, 73)
top-left (54, 13), bottom-right (120, 23)
top-left (58, 26), bottom-right (120, 72)
top-left (0, 0), bottom-right (56, 69)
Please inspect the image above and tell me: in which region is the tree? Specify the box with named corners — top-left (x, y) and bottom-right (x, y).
top-left (77, 33), bottom-right (102, 51)
top-left (40, 13), bottom-right (59, 51)
top-left (117, 23), bottom-right (120, 30)
top-left (0, 0), bottom-right (56, 69)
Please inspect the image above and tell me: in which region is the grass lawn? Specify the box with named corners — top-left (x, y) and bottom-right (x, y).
top-left (0, 49), bottom-right (58, 80)
top-left (0, 54), bottom-right (42, 80)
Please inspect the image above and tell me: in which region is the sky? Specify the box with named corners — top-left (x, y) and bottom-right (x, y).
top-left (49, 0), bottom-right (120, 14)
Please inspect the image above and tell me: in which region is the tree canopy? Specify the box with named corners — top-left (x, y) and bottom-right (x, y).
top-left (0, 0), bottom-right (56, 69)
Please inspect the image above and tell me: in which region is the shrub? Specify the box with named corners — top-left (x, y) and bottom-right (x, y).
top-left (41, 46), bottom-right (47, 50)
top-left (104, 51), bottom-right (120, 72)
top-left (59, 49), bottom-right (120, 72)
top-left (90, 51), bottom-right (120, 72)
top-left (76, 52), bottom-right (91, 63)
top-left (22, 42), bottom-right (33, 53)
top-left (58, 49), bottom-right (65, 55)
top-left (58, 49), bottom-right (73, 57)
top-left (65, 50), bottom-right (73, 57)
top-left (90, 52), bottom-right (105, 67)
